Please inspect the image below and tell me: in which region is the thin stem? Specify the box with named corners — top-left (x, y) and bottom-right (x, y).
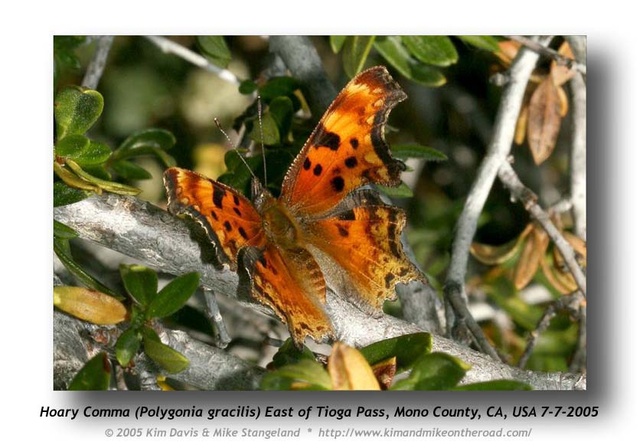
top-left (518, 292), bottom-right (582, 369)
top-left (82, 36), bottom-right (114, 90)
top-left (498, 162), bottom-right (587, 298)
top-left (145, 36), bottom-right (240, 86)
top-left (444, 36), bottom-right (552, 358)
top-left (570, 68), bottom-right (587, 239)
top-left (506, 35), bottom-right (587, 76)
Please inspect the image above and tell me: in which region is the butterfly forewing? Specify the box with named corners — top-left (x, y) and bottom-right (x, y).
top-left (280, 66), bottom-right (408, 216)
top-left (164, 167), bottom-right (266, 269)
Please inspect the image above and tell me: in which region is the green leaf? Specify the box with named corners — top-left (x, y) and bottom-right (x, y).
top-left (196, 36), bottom-right (232, 68)
top-left (53, 181), bottom-right (91, 207)
top-left (111, 159), bottom-right (153, 180)
top-left (261, 359), bottom-right (332, 390)
top-left (146, 272), bottom-right (200, 319)
top-left (392, 143), bottom-right (448, 161)
top-left (267, 96), bottom-right (294, 140)
top-left (115, 327), bottom-right (142, 367)
top-left (342, 36), bottom-right (376, 78)
top-left (402, 36), bottom-right (458, 67)
top-left (68, 352), bottom-right (111, 390)
top-left (374, 36), bottom-right (446, 87)
top-left (55, 86), bottom-right (104, 139)
top-left (271, 338), bottom-right (317, 369)
top-left (217, 151), bottom-right (262, 194)
top-left (53, 237), bottom-right (123, 298)
top-left (330, 36), bottom-right (347, 53)
top-left (239, 79), bottom-right (257, 95)
top-left (55, 134), bottom-right (90, 158)
top-left (143, 331), bottom-right (190, 374)
top-left (392, 352), bottom-right (469, 390)
top-left (64, 158), bottom-right (142, 195)
top-left (250, 112), bottom-right (280, 146)
top-left (56, 135), bottom-right (111, 166)
top-left (113, 128), bottom-right (176, 161)
top-left (377, 182), bottom-right (414, 198)
top-left (54, 219), bottom-right (78, 240)
top-left (54, 36), bottom-right (86, 73)
top-left (258, 77), bottom-right (301, 103)
top-left (455, 380), bottom-right (532, 391)
top-left (120, 264), bottom-right (158, 307)
top-left (457, 35), bottom-right (500, 52)
top-left (359, 332), bottom-right (432, 373)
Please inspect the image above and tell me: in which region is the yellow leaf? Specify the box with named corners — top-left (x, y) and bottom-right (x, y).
top-left (515, 104), bottom-right (529, 145)
top-left (557, 85), bottom-right (569, 117)
top-left (471, 223), bottom-right (533, 265)
top-left (527, 77), bottom-right (562, 165)
top-left (327, 342), bottom-right (380, 390)
top-left (563, 231), bottom-right (587, 265)
top-left (494, 40), bottom-right (521, 65)
top-left (54, 286), bottom-right (127, 325)
top-left (540, 255), bottom-right (577, 294)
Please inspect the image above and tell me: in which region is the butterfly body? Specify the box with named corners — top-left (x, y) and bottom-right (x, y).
top-left (164, 66), bottom-right (426, 348)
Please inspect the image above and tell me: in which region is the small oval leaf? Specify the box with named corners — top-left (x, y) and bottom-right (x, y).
top-left (120, 264), bottom-right (158, 306)
top-left (55, 86), bottom-right (104, 139)
top-left (374, 37), bottom-right (446, 87)
top-left (54, 286), bottom-right (127, 325)
top-left (196, 36), bottom-right (232, 68)
top-left (69, 352), bottom-right (111, 390)
top-left (146, 272), bottom-right (200, 319)
top-left (115, 327), bottom-right (141, 367)
top-left (360, 332), bottom-right (432, 373)
top-left (392, 143), bottom-right (448, 161)
top-left (143, 334), bottom-right (190, 374)
top-left (402, 36), bottom-right (458, 67)
top-left (260, 360), bottom-right (331, 391)
top-left (392, 352), bottom-right (469, 390)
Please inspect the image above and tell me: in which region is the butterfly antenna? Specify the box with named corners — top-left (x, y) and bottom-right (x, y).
top-left (257, 95), bottom-right (268, 186)
top-left (213, 117), bottom-right (257, 180)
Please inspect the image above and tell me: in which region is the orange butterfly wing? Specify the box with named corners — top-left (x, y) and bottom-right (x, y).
top-left (164, 168), bottom-right (334, 347)
top-left (164, 167), bottom-right (266, 269)
top-left (164, 66), bottom-right (425, 349)
top-left (280, 66), bottom-right (407, 216)
top-left (305, 191), bottom-right (424, 312)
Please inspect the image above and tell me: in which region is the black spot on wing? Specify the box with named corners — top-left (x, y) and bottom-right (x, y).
top-left (330, 176), bottom-right (345, 193)
top-left (350, 138), bottom-right (359, 149)
top-left (213, 186), bottom-right (225, 209)
top-left (345, 156), bottom-right (358, 168)
top-left (313, 164), bottom-right (323, 176)
top-left (313, 125), bottom-right (341, 151)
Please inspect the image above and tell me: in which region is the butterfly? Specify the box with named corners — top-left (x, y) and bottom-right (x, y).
top-left (163, 66), bottom-right (426, 348)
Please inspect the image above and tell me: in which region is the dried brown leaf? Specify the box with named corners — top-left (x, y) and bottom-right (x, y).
top-left (515, 104), bottom-right (529, 145)
top-left (527, 76), bottom-right (562, 165)
top-left (494, 40), bottom-right (521, 65)
top-left (370, 357), bottom-right (397, 390)
top-left (471, 223), bottom-right (533, 265)
top-left (513, 226), bottom-right (549, 290)
top-left (551, 41), bottom-right (576, 86)
top-left (541, 254), bottom-right (577, 294)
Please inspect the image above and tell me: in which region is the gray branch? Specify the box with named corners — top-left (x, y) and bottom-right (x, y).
top-left (53, 193), bottom-right (584, 390)
top-left (443, 37), bottom-right (552, 359)
top-left (82, 36), bottom-right (114, 90)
